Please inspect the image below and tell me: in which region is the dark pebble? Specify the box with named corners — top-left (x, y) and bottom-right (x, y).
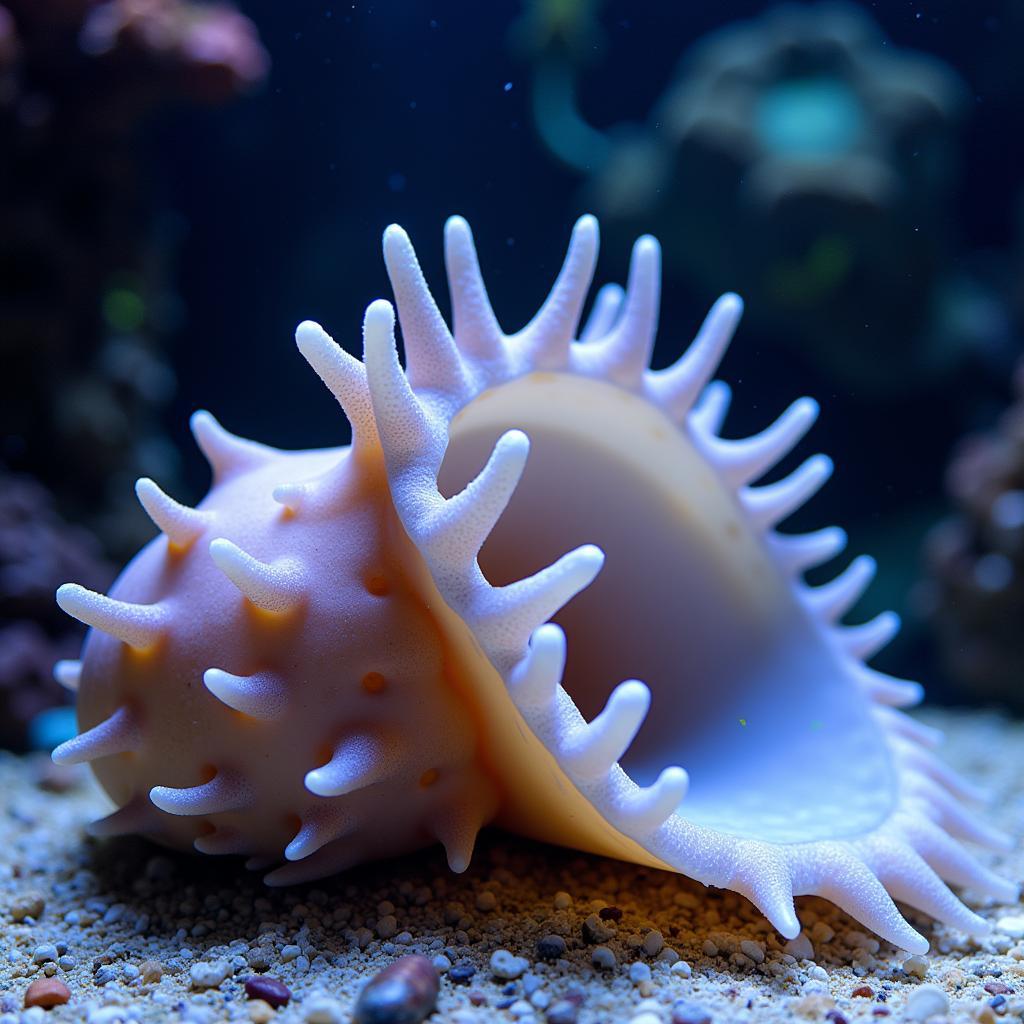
top-left (448, 964), bottom-right (476, 984)
top-left (496, 998), bottom-right (516, 1010)
top-left (598, 906), bottom-right (623, 922)
top-left (990, 995), bottom-right (1008, 1010)
top-left (871, 1010), bottom-right (890, 1018)
top-left (244, 975), bottom-right (291, 1008)
top-left (468, 991), bottom-right (487, 1006)
top-left (851, 986), bottom-right (874, 998)
top-left (825, 1012), bottom-right (848, 1024)
top-left (985, 981), bottom-right (1013, 996)
top-left (536, 934), bottom-right (567, 960)
top-left (353, 955), bottom-right (439, 1024)
top-left (547, 999), bottom-right (580, 1024)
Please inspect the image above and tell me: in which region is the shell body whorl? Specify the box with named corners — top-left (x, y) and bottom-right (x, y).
top-left (56, 214), bottom-right (1015, 949)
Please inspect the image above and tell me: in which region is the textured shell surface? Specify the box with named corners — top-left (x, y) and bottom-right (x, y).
top-left (54, 214), bottom-right (1016, 953)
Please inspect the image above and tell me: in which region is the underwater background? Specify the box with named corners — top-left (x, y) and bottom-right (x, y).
top-left (2, 0), bottom-right (1024, 749)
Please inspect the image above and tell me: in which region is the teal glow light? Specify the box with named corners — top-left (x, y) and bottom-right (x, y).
top-left (755, 76), bottom-right (864, 159)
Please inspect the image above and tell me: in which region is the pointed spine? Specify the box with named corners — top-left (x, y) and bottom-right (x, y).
top-left (873, 706), bottom-right (943, 749)
top-left (854, 665), bottom-right (924, 707)
top-left (209, 539), bottom-right (305, 613)
top-left (907, 775), bottom-right (1012, 851)
top-left (508, 623), bottom-right (566, 710)
top-left (203, 668), bottom-right (287, 720)
top-left (55, 584), bottom-right (165, 649)
top-left (864, 837), bottom-right (989, 935)
top-left (304, 733), bottom-right (389, 798)
top-left (86, 795), bottom-right (159, 838)
top-left (897, 814), bottom-right (1019, 903)
top-left (560, 680), bottom-right (651, 780)
top-left (699, 398), bottom-right (819, 487)
top-left (649, 293), bottom-right (743, 421)
top-left (841, 611), bottom-right (901, 660)
top-left (53, 659), bottom-right (81, 692)
top-left (807, 555), bottom-right (876, 621)
top-left (295, 320), bottom-right (379, 450)
top-left (519, 215), bottom-right (599, 367)
top-left (150, 771), bottom-right (251, 817)
top-left (615, 766), bottom-right (689, 833)
top-left (596, 235), bottom-right (660, 384)
top-left (741, 455), bottom-right (833, 530)
top-left (688, 380), bottom-right (732, 437)
top-left (476, 545), bottom-right (604, 669)
top-left (444, 215), bottom-right (506, 361)
top-left (767, 526), bottom-right (847, 574)
top-left (285, 810), bottom-right (356, 862)
top-left (135, 478), bottom-right (208, 547)
top-left (190, 410), bottom-right (274, 481)
top-left (383, 224), bottom-right (468, 396)
top-left (423, 430), bottom-right (529, 567)
top-left (809, 848), bottom-right (928, 954)
top-left (579, 283), bottom-right (625, 343)
top-left (363, 298), bottom-right (439, 467)
top-left (52, 706), bottom-right (140, 765)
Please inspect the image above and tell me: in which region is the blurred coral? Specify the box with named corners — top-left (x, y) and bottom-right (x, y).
top-left (0, 469), bottom-right (113, 749)
top-left (527, 2), bottom-right (987, 394)
top-left (922, 363), bottom-right (1024, 711)
top-left (0, 0), bottom-right (267, 555)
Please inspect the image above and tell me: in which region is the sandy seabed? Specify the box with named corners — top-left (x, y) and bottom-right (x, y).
top-left (0, 708), bottom-right (1021, 1024)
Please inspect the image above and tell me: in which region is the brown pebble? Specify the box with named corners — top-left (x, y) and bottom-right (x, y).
top-left (139, 960), bottom-right (164, 984)
top-left (10, 892), bottom-right (45, 922)
top-left (985, 981), bottom-right (1013, 996)
top-left (24, 978), bottom-right (70, 1009)
top-left (353, 954), bottom-right (439, 1024)
top-left (245, 975), bottom-right (292, 1008)
top-left (468, 991), bottom-right (488, 1007)
top-left (851, 986), bottom-right (874, 998)
top-left (598, 905), bottom-right (623, 921)
top-left (825, 1012), bottom-right (848, 1024)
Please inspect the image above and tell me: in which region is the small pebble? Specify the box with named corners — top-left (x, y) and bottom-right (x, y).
top-left (353, 955), bottom-right (439, 1024)
top-left (139, 960), bottom-right (164, 984)
top-left (629, 961), bottom-right (652, 985)
top-left (903, 984), bottom-right (948, 1021)
top-left (852, 986), bottom-right (874, 998)
top-left (740, 939), bottom-right (765, 964)
top-left (642, 930), bottom-right (664, 956)
top-left (785, 934), bottom-right (814, 960)
top-left (449, 964), bottom-right (476, 984)
top-left (475, 891), bottom-right (497, 912)
top-left (670, 960), bottom-right (692, 978)
top-left (431, 955), bottom-right (451, 974)
top-left (490, 949), bottom-right (529, 980)
top-left (245, 976), bottom-right (292, 1008)
top-left (11, 893), bottom-right (45, 923)
top-left (598, 906), bottom-right (623, 922)
top-left (591, 946), bottom-right (616, 970)
top-left (553, 892), bottom-right (572, 910)
top-left (281, 944), bottom-right (301, 962)
top-left (248, 1001), bottom-right (276, 1024)
top-left (31, 945), bottom-right (57, 965)
top-left (376, 915), bottom-right (398, 940)
top-left (581, 914), bottom-right (614, 944)
top-left (23, 979), bottom-right (70, 1009)
top-left (190, 960), bottom-right (231, 989)
top-left (902, 955), bottom-right (929, 980)
top-left (536, 935), bottom-right (567, 961)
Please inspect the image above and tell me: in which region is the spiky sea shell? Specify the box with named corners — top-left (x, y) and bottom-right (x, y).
top-left (54, 215), bottom-right (1016, 952)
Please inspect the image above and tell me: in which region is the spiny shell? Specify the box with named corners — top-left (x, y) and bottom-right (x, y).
top-left (55, 214), bottom-right (1015, 952)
